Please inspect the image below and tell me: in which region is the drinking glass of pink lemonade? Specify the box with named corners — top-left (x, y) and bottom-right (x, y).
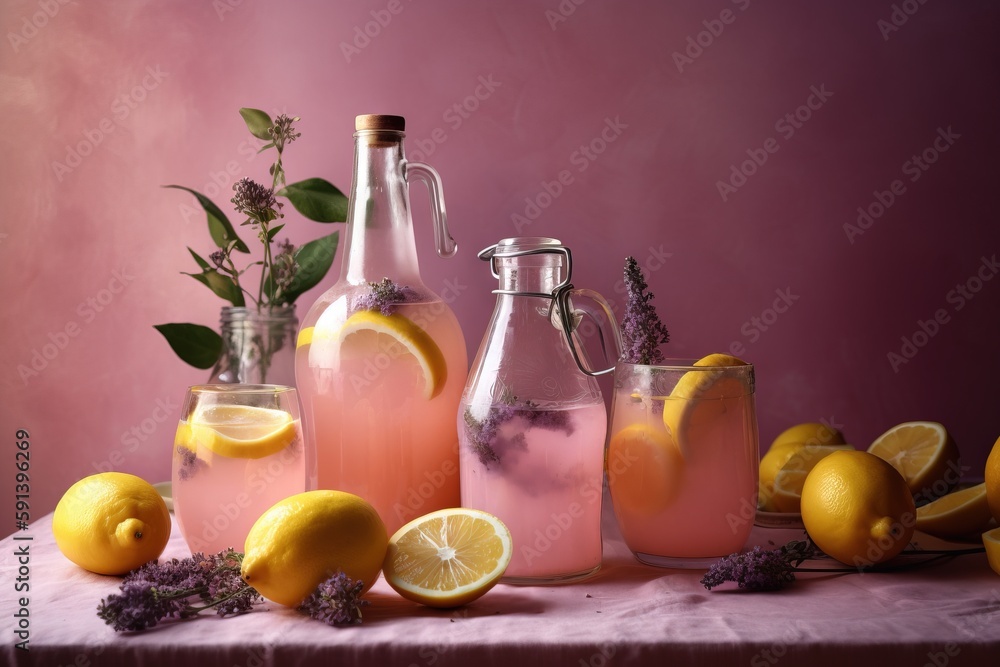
top-left (171, 384), bottom-right (307, 554)
top-left (607, 356), bottom-right (758, 567)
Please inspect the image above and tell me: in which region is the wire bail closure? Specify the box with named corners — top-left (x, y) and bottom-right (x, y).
top-left (477, 243), bottom-right (615, 377)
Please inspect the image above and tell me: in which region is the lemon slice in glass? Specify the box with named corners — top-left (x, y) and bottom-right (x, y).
top-left (662, 353), bottom-right (750, 456)
top-left (607, 423), bottom-right (684, 516)
top-left (337, 310), bottom-right (447, 400)
top-left (189, 405), bottom-right (297, 459)
top-left (383, 507), bottom-right (512, 608)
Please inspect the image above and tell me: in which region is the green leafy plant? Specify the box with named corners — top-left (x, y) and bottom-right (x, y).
top-left (155, 108), bottom-right (348, 370)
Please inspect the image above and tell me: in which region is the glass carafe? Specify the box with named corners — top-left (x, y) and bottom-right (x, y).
top-left (295, 114), bottom-right (466, 536)
top-left (458, 237), bottom-right (614, 584)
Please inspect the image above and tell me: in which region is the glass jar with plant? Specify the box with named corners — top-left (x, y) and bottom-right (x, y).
top-left (155, 109), bottom-right (348, 385)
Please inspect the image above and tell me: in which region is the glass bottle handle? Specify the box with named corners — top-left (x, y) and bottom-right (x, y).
top-left (553, 287), bottom-right (623, 377)
top-left (405, 161), bottom-right (457, 258)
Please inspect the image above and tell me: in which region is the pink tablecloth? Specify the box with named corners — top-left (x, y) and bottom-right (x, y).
top-left (3, 496), bottom-right (1000, 667)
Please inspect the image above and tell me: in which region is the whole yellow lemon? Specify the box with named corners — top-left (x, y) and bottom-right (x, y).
top-left (52, 472), bottom-right (171, 575)
top-left (771, 422), bottom-right (846, 450)
top-left (801, 450), bottom-right (915, 567)
top-left (241, 490), bottom-right (388, 607)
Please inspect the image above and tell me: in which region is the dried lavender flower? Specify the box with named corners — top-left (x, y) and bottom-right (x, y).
top-left (299, 571), bottom-right (369, 626)
top-left (463, 395), bottom-right (573, 468)
top-left (271, 239), bottom-right (298, 297)
top-left (701, 546), bottom-right (795, 591)
top-left (97, 549), bottom-right (262, 632)
top-left (175, 444), bottom-right (207, 481)
top-left (269, 114), bottom-right (301, 149)
top-left (354, 277), bottom-right (421, 316)
top-left (231, 177), bottom-right (279, 225)
top-left (621, 256), bottom-right (670, 365)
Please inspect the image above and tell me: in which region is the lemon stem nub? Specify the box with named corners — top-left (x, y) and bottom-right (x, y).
top-left (116, 519), bottom-right (147, 547)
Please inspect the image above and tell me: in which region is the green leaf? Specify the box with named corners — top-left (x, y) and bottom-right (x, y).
top-left (281, 231), bottom-right (339, 304)
top-left (267, 224), bottom-right (285, 241)
top-left (184, 268), bottom-right (246, 307)
top-left (239, 108), bottom-right (273, 141)
top-left (164, 185), bottom-right (249, 253)
top-left (277, 178), bottom-right (349, 223)
top-left (154, 323), bottom-right (223, 369)
top-left (187, 247), bottom-right (211, 270)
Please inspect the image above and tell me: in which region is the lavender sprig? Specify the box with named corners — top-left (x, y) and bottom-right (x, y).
top-left (701, 539), bottom-right (983, 591)
top-left (701, 545), bottom-right (798, 591)
top-left (97, 549), bottom-right (262, 632)
top-left (299, 571), bottom-right (369, 626)
top-left (463, 394), bottom-right (573, 468)
top-left (621, 256), bottom-right (670, 365)
top-left (354, 277), bottom-right (421, 316)
top-left (231, 177), bottom-right (280, 226)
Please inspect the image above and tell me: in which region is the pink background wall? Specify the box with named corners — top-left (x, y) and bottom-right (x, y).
top-left (2, 0), bottom-right (998, 517)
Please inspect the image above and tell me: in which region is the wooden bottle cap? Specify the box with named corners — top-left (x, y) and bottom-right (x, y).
top-left (355, 114), bottom-right (405, 131)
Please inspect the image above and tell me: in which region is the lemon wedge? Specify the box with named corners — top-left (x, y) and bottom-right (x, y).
top-left (770, 444), bottom-right (855, 513)
top-left (662, 353), bottom-right (750, 455)
top-left (189, 405), bottom-right (297, 459)
top-left (915, 483), bottom-right (994, 539)
top-left (983, 527), bottom-right (1000, 576)
top-left (382, 508), bottom-right (512, 608)
top-left (337, 310), bottom-right (447, 400)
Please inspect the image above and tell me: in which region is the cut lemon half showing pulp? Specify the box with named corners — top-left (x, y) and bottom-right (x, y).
top-left (189, 405), bottom-right (298, 459)
top-left (915, 483), bottom-right (994, 539)
top-left (770, 444), bottom-right (854, 513)
top-left (382, 508), bottom-right (512, 608)
top-left (337, 310), bottom-right (447, 400)
top-left (867, 421), bottom-right (960, 501)
top-left (662, 353), bottom-right (751, 456)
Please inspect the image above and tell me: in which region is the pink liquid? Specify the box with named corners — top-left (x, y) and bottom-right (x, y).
top-left (296, 299), bottom-right (467, 537)
top-left (459, 403), bottom-right (606, 582)
top-left (609, 393), bottom-right (758, 559)
top-left (171, 420), bottom-right (305, 554)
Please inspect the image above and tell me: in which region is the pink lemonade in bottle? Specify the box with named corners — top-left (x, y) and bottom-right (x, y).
top-left (607, 361), bottom-right (758, 565)
top-left (460, 402), bottom-right (606, 580)
top-left (295, 115), bottom-right (466, 536)
top-left (459, 238), bottom-right (610, 584)
top-left (296, 298), bottom-right (466, 535)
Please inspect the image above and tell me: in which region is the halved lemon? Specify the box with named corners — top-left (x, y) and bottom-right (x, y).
top-left (983, 526), bottom-right (1000, 576)
top-left (770, 444), bottom-right (854, 513)
top-left (189, 405), bottom-right (297, 459)
top-left (382, 508), bottom-right (512, 608)
top-left (337, 310), bottom-right (447, 400)
top-left (662, 353), bottom-right (750, 455)
top-left (607, 423), bottom-right (684, 516)
top-left (867, 421), bottom-right (960, 501)
top-left (915, 483), bottom-right (994, 539)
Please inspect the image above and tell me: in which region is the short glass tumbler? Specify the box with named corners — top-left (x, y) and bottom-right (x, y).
top-left (607, 361), bottom-right (758, 567)
top-left (171, 384), bottom-right (307, 554)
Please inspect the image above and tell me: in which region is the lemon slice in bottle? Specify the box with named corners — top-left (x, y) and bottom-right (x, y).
top-left (336, 310), bottom-right (448, 400)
